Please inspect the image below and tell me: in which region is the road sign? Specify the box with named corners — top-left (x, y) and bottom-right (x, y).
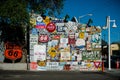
top-left (39, 34), bottom-right (49, 42)
top-left (4, 49), bottom-right (22, 60)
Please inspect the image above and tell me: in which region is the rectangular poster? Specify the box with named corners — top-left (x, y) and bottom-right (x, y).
top-left (34, 45), bottom-right (46, 62)
top-left (30, 34), bottom-right (38, 49)
top-left (82, 51), bottom-right (101, 60)
top-left (60, 52), bottom-right (70, 60)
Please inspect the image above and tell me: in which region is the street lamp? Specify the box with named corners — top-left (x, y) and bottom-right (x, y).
top-left (79, 14), bottom-right (92, 23)
top-left (103, 16), bottom-right (117, 70)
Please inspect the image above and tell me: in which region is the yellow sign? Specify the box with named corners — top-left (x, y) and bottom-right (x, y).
top-left (43, 16), bottom-right (50, 25)
top-left (48, 47), bottom-right (57, 58)
top-left (79, 32), bottom-right (84, 39)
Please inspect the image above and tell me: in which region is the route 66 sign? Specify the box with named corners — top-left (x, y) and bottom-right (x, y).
top-left (4, 49), bottom-right (22, 60)
top-left (39, 35), bottom-right (49, 42)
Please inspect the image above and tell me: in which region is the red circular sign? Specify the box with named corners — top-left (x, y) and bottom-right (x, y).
top-left (4, 49), bottom-right (22, 60)
top-left (46, 22), bottom-right (56, 32)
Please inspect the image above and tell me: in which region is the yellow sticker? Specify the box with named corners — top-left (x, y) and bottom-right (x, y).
top-left (86, 63), bottom-right (92, 68)
top-left (79, 32), bottom-right (84, 39)
top-left (30, 18), bottom-right (36, 26)
top-left (98, 67), bottom-right (102, 71)
top-left (37, 61), bottom-right (46, 66)
top-left (43, 16), bottom-right (50, 25)
top-left (48, 47), bottom-right (57, 58)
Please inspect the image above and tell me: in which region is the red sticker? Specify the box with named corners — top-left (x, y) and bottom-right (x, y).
top-left (46, 22), bottom-right (56, 32)
top-left (68, 34), bottom-right (75, 44)
top-left (30, 62), bottom-right (37, 70)
top-left (39, 35), bottom-right (49, 42)
top-left (94, 61), bottom-right (101, 68)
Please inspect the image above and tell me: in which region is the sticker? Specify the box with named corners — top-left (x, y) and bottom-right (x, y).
top-left (82, 51), bottom-right (101, 60)
top-left (46, 62), bottom-right (59, 70)
top-left (43, 16), bottom-right (50, 25)
top-left (39, 34), bottom-right (49, 42)
top-left (64, 64), bottom-right (71, 71)
top-left (60, 38), bottom-right (68, 43)
top-left (46, 22), bottom-right (56, 32)
top-left (30, 18), bottom-right (36, 26)
top-left (37, 60), bottom-right (46, 66)
top-left (34, 45), bottom-right (46, 62)
top-left (31, 28), bottom-right (38, 35)
top-left (61, 52), bottom-right (70, 60)
top-left (48, 47), bottom-right (57, 58)
top-left (76, 39), bottom-right (85, 47)
top-left (94, 61), bottom-right (101, 68)
top-left (30, 62), bottom-right (37, 70)
top-left (79, 32), bottom-right (84, 39)
top-left (68, 34), bottom-right (75, 44)
top-left (30, 34), bottom-right (38, 49)
top-left (36, 22), bottom-right (46, 29)
top-left (86, 41), bottom-right (92, 50)
top-left (86, 63), bottom-right (92, 68)
top-left (52, 35), bottom-right (60, 40)
top-left (37, 16), bottom-right (43, 22)
top-left (92, 33), bottom-right (101, 43)
top-left (56, 23), bottom-right (64, 32)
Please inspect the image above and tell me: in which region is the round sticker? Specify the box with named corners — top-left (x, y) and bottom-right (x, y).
top-left (37, 16), bottom-right (43, 22)
top-left (46, 22), bottom-right (56, 32)
top-left (79, 32), bottom-right (84, 39)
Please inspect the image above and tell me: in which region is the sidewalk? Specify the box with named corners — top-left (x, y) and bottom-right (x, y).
top-left (104, 68), bottom-right (120, 78)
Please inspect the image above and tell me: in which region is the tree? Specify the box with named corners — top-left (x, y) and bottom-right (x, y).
top-left (28, 0), bottom-right (64, 16)
top-left (0, 0), bottom-right (64, 45)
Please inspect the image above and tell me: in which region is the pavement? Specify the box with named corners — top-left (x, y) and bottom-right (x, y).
top-left (104, 68), bottom-right (120, 78)
top-left (0, 68), bottom-right (120, 77)
top-left (0, 68), bottom-right (120, 80)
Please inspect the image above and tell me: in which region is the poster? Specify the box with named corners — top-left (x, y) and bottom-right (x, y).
top-left (30, 34), bottom-right (38, 49)
top-left (34, 45), bottom-right (46, 62)
top-left (61, 52), bottom-right (70, 60)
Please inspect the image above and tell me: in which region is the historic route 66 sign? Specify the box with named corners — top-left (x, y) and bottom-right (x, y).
top-left (4, 49), bottom-right (22, 60)
top-left (39, 34), bottom-right (49, 42)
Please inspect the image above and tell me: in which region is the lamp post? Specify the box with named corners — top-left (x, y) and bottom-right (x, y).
top-left (79, 14), bottom-right (92, 23)
top-left (103, 16), bottom-right (117, 70)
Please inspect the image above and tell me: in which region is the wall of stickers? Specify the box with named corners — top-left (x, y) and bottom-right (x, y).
top-left (29, 14), bottom-right (102, 71)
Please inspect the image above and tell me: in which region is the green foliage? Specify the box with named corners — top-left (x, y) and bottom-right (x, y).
top-left (0, 0), bottom-right (64, 44)
top-left (28, 0), bottom-right (64, 16)
top-left (0, 0), bottom-right (29, 25)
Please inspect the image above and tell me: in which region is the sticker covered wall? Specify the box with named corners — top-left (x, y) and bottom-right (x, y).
top-left (29, 14), bottom-right (102, 71)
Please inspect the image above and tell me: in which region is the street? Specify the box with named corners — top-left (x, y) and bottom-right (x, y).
top-left (0, 70), bottom-right (120, 80)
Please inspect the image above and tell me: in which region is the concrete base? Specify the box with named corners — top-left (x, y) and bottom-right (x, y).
top-left (0, 63), bottom-right (27, 70)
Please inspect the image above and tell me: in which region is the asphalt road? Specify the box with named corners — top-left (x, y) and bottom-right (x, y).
top-left (0, 70), bottom-right (120, 80)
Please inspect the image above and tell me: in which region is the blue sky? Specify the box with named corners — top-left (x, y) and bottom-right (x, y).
top-left (59, 0), bottom-right (120, 43)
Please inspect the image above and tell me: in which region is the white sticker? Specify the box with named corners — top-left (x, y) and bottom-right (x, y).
top-left (37, 16), bottom-right (43, 22)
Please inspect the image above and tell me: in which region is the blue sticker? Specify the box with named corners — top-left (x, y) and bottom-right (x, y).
top-left (31, 28), bottom-right (38, 35)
